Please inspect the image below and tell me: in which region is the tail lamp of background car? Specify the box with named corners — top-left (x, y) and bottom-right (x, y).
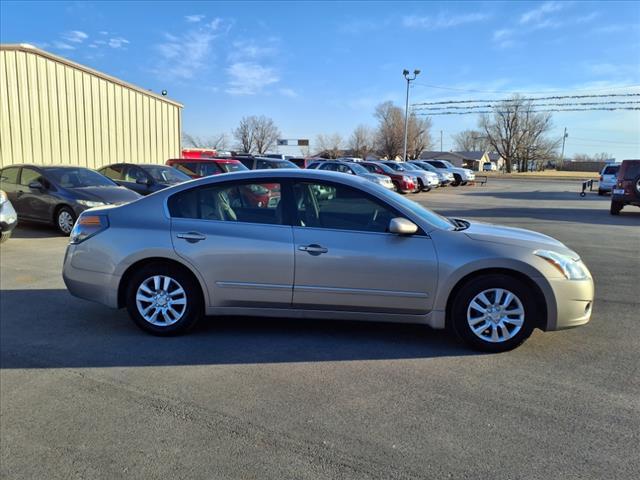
top-left (70, 215), bottom-right (109, 244)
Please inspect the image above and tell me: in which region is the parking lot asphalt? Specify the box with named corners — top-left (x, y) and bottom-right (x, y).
top-left (1, 178), bottom-right (638, 479)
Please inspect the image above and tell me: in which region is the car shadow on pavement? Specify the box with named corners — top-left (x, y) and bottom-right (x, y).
top-left (437, 207), bottom-right (640, 226)
top-left (464, 190), bottom-right (610, 202)
top-left (0, 289), bottom-right (475, 369)
top-left (9, 224), bottom-right (63, 239)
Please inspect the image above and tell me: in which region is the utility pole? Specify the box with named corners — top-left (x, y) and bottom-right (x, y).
top-left (402, 69), bottom-right (420, 161)
top-left (440, 130), bottom-right (443, 151)
top-left (560, 127), bottom-right (568, 169)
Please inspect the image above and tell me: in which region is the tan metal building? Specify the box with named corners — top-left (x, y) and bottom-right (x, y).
top-left (0, 44), bottom-right (182, 168)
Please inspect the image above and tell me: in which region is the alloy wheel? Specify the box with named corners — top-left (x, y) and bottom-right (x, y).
top-left (135, 275), bottom-right (187, 326)
top-left (58, 211), bottom-right (74, 234)
top-left (466, 288), bottom-right (525, 343)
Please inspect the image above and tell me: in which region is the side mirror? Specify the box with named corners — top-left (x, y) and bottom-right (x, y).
top-left (389, 217), bottom-right (418, 235)
top-left (28, 181), bottom-right (43, 190)
top-left (136, 177), bottom-right (150, 185)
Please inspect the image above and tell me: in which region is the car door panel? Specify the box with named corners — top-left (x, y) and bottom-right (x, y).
top-left (292, 227), bottom-right (437, 313)
top-left (172, 219), bottom-right (294, 307)
top-left (15, 168), bottom-right (53, 222)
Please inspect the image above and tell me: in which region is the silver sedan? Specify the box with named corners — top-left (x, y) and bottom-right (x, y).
top-left (63, 169), bottom-right (594, 352)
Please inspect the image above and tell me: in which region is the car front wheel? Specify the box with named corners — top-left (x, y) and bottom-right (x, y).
top-left (126, 264), bottom-right (202, 335)
top-left (610, 201), bottom-right (623, 215)
top-left (450, 274), bottom-right (537, 352)
top-left (56, 207), bottom-right (76, 235)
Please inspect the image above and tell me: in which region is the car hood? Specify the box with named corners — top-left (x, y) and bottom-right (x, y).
top-left (462, 220), bottom-right (578, 258)
top-left (69, 186), bottom-right (141, 204)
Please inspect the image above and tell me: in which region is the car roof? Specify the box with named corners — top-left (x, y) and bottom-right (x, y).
top-left (1, 164), bottom-right (93, 170)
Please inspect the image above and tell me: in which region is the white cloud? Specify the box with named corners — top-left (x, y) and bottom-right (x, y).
top-left (185, 14), bottom-right (205, 23)
top-left (403, 12), bottom-right (491, 29)
top-left (226, 62), bottom-right (279, 95)
top-left (229, 40), bottom-right (277, 61)
top-left (53, 41), bottom-right (75, 50)
top-left (155, 18), bottom-right (225, 80)
top-left (62, 30), bottom-right (88, 43)
top-left (279, 88), bottom-right (298, 98)
top-left (576, 12), bottom-right (599, 24)
top-left (519, 1), bottom-right (564, 25)
top-left (108, 37), bottom-right (130, 48)
top-left (592, 24), bottom-right (625, 34)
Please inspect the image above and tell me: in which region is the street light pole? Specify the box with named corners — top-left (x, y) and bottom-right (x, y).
top-left (559, 127), bottom-right (568, 170)
top-left (402, 69), bottom-right (420, 161)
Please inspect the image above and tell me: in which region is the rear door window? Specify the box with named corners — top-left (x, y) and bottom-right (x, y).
top-left (622, 162), bottom-right (640, 180)
top-left (100, 164), bottom-right (125, 180)
top-left (0, 167), bottom-right (20, 185)
top-left (168, 181), bottom-right (283, 225)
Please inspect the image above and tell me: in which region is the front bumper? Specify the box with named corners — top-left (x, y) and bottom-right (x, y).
top-left (547, 276), bottom-right (594, 330)
top-left (0, 201), bottom-right (18, 234)
top-left (62, 244), bottom-right (120, 308)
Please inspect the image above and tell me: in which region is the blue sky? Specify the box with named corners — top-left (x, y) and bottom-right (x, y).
top-left (2, 0), bottom-right (639, 159)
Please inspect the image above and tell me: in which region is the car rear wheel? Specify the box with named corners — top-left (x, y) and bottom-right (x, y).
top-left (598, 189), bottom-right (605, 196)
top-left (610, 201), bottom-right (623, 215)
top-left (56, 207), bottom-right (76, 235)
top-left (451, 174), bottom-right (461, 187)
top-left (126, 264), bottom-right (202, 335)
top-left (450, 274), bottom-right (536, 352)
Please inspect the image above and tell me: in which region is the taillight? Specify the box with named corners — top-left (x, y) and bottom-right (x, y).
top-left (70, 214), bottom-right (109, 244)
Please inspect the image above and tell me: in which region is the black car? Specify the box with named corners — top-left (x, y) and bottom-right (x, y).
top-left (234, 156), bottom-right (299, 170)
top-left (0, 165), bottom-right (141, 235)
top-left (98, 163), bottom-right (191, 195)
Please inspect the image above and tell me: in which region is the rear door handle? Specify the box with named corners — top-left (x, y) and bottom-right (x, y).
top-left (176, 231), bottom-right (207, 243)
top-left (298, 244), bottom-right (328, 255)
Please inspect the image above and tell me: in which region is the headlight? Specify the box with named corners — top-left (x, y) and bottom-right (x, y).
top-left (77, 200), bottom-right (106, 208)
top-left (534, 250), bottom-right (590, 280)
top-left (70, 214), bottom-right (109, 244)
top-left (403, 176), bottom-right (412, 183)
top-left (0, 190), bottom-right (7, 204)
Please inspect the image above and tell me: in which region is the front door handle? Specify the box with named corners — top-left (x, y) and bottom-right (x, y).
top-left (176, 231), bottom-right (207, 243)
top-left (298, 244), bottom-right (328, 255)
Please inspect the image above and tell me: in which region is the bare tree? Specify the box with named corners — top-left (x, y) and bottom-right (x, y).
top-left (233, 117), bottom-right (255, 153)
top-left (315, 133), bottom-right (343, 158)
top-left (182, 133), bottom-right (228, 150)
top-left (406, 114), bottom-right (432, 159)
top-left (479, 95), bottom-right (559, 173)
top-left (374, 101), bottom-right (404, 160)
top-left (348, 125), bottom-right (374, 159)
top-left (252, 116), bottom-right (281, 154)
top-left (452, 129), bottom-right (491, 152)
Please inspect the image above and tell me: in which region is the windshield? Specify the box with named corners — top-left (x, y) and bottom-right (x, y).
top-left (219, 161), bottom-right (249, 173)
top-left (143, 166), bottom-right (191, 184)
top-left (368, 182), bottom-right (455, 231)
top-left (349, 163), bottom-right (369, 175)
top-left (401, 163), bottom-right (420, 171)
top-left (383, 162), bottom-right (406, 172)
top-left (47, 168), bottom-right (117, 188)
top-left (439, 160), bottom-right (455, 168)
top-left (603, 165), bottom-right (619, 175)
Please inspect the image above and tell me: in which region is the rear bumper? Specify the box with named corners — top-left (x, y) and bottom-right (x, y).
top-left (547, 277), bottom-right (594, 330)
top-left (62, 245), bottom-right (120, 308)
top-left (0, 201), bottom-right (18, 233)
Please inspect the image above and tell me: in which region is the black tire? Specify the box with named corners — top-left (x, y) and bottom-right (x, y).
top-left (597, 189), bottom-right (604, 196)
top-left (422, 185), bottom-right (432, 193)
top-left (56, 206), bottom-right (76, 236)
top-left (450, 274), bottom-right (537, 353)
top-left (0, 231), bottom-right (11, 244)
top-left (610, 201), bottom-right (623, 215)
top-left (451, 174), bottom-right (461, 187)
top-left (125, 263), bottom-right (203, 336)
top-left (461, 181), bottom-right (468, 186)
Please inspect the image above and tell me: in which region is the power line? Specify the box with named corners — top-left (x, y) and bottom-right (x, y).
top-left (414, 101), bottom-right (640, 111)
top-left (412, 93), bottom-right (640, 107)
top-left (416, 107), bottom-right (640, 116)
top-left (412, 83), bottom-right (640, 95)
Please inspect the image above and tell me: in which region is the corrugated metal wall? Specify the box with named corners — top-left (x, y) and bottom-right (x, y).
top-left (0, 45), bottom-right (182, 168)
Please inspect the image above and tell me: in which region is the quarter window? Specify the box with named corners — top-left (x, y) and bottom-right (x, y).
top-left (168, 181), bottom-right (282, 225)
top-left (20, 168), bottom-right (43, 186)
top-left (293, 182), bottom-right (396, 233)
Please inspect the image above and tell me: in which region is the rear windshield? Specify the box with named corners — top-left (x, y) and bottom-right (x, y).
top-left (383, 162), bottom-right (406, 172)
top-left (143, 166), bottom-right (191, 184)
top-left (603, 165), bottom-right (619, 175)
